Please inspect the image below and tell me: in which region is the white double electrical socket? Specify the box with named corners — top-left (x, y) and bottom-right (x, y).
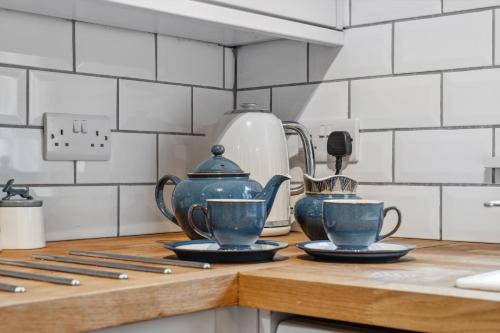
top-left (302, 118), bottom-right (360, 164)
top-left (43, 113), bottom-right (111, 161)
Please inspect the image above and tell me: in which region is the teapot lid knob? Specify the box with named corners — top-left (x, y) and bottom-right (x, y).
top-left (211, 145), bottom-right (225, 156)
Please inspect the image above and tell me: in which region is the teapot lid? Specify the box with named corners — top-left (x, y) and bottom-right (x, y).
top-left (189, 145), bottom-right (249, 177)
top-left (228, 102), bottom-right (271, 114)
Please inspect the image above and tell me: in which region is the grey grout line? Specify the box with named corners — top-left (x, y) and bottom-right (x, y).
top-left (233, 47), bottom-right (238, 109)
top-left (156, 134), bottom-right (159, 181)
top-left (347, 80), bottom-right (351, 119)
top-left (392, 131), bottom-right (395, 182)
top-left (25, 70), bottom-right (29, 126)
top-left (4, 122), bottom-right (500, 135)
top-left (18, 182), bottom-right (157, 187)
top-left (116, 79), bottom-right (120, 130)
top-left (154, 33), bottom-right (158, 81)
top-left (360, 125), bottom-right (500, 132)
top-left (439, 186), bottom-right (443, 240)
top-left (358, 182), bottom-right (500, 187)
top-left (111, 129), bottom-right (205, 136)
top-left (493, 9), bottom-right (496, 65)
top-left (190, 86), bottom-right (194, 133)
top-left (306, 43), bottom-right (310, 82)
top-left (222, 46), bottom-right (226, 89)
top-left (0, 63), bottom-right (233, 92)
top-left (269, 87), bottom-right (273, 111)
top-left (441, 0), bottom-right (444, 13)
top-left (0, 124), bottom-right (206, 136)
top-left (348, 6), bottom-right (497, 29)
top-left (440, 72), bottom-right (444, 126)
top-left (72, 20), bottom-right (76, 72)
top-left (117, 185), bottom-right (120, 237)
top-left (73, 161), bottom-right (77, 184)
top-left (391, 22), bottom-right (395, 74)
top-left (493, 128), bottom-right (496, 184)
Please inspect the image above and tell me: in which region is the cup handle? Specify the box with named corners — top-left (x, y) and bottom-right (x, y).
top-left (187, 204), bottom-right (213, 240)
top-left (378, 206), bottom-right (402, 241)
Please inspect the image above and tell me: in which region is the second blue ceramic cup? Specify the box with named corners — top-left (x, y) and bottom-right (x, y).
top-left (188, 199), bottom-right (266, 249)
top-left (322, 199), bottom-right (401, 249)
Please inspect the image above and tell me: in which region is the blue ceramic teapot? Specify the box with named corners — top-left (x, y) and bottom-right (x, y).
top-left (155, 145), bottom-right (291, 239)
top-left (294, 174), bottom-right (359, 240)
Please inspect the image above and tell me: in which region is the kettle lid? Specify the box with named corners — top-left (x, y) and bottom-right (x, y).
top-left (189, 145), bottom-right (248, 177)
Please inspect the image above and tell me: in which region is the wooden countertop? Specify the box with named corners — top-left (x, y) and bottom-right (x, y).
top-left (1, 232), bottom-right (500, 332)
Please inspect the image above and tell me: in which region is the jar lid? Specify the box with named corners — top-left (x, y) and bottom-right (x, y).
top-left (188, 145), bottom-right (249, 177)
top-left (0, 199), bottom-right (42, 207)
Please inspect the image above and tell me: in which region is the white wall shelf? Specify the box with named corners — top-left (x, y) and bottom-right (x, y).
top-left (0, 0), bottom-right (344, 47)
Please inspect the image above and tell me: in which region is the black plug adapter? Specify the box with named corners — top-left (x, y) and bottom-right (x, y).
top-left (327, 131), bottom-right (353, 175)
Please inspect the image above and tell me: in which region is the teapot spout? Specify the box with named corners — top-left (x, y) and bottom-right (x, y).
top-left (255, 174), bottom-right (292, 218)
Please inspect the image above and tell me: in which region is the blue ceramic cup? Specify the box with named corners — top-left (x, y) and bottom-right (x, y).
top-left (322, 199), bottom-right (401, 249)
top-left (187, 199), bottom-right (266, 249)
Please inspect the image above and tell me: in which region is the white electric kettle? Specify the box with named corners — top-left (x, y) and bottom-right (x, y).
top-left (210, 103), bottom-right (315, 236)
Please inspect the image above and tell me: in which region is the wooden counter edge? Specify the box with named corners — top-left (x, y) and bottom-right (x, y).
top-left (238, 273), bottom-right (500, 333)
top-left (0, 273), bottom-right (238, 333)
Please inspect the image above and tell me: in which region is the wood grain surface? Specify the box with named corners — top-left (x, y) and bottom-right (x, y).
top-left (0, 232), bottom-right (499, 332)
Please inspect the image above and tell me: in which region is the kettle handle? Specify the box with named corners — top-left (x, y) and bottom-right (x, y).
top-left (283, 121), bottom-right (316, 196)
top-left (155, 175), bottom-right (182, 225)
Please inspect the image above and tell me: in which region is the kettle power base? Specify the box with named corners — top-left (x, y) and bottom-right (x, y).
top-left (297, 241), bottom-right (416, 263)
top-left (164, 240), bottom-right (288, 263)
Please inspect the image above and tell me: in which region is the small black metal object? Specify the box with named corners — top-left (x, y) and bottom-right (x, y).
top-left (327, 131), bottom-right (353, 175)
top-left (2, 179), bottom-right (33, 200)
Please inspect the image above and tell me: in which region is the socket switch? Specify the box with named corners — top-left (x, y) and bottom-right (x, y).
top-left (302, 118), bottom-right (360, 163)
top-left (43, 113), bottom-right (111, 161)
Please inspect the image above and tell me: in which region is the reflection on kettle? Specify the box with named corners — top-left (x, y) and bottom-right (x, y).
top-left (209, 103), bottom-right (315, 236)
top-left (155, 144), bottom-right (291, 240)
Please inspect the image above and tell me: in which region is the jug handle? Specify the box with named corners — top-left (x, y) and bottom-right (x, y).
top-left (155, 175), bottom-right (182, 225)
top-left (378, 206), bottom-right (402, 241)
top-left (187, 204), bottom-right (214, 240)
top-left (283, 121), bottom-right (316, 196)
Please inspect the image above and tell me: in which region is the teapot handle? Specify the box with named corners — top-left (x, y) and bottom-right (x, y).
top-left (187, 204), bottom-right (214, 240)
top-left (283, 121), bottom-right (316, 196)
top-left (155, 175), bottom-right (182, 225)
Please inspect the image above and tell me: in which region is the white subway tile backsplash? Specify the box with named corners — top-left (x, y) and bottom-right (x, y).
top-left (29, 71), bottom-right (116, 127)
top-left (119, 80), bottom-right (191, 132)
top-left (444, 68), bottom-right (500, 126)
top-left (76, 132), bottom-right (156, 183)
top-left (358, 185), bottom-right (440, 239)
top-left (343, 132), bottom-right (393, 182)
top-left (225, 48), bottom-right (235, 89)
top-left (0, 67), bottom-right (26, 125)
top-left (157, 35), bottom-right (223, 87)
top-left (309, 24), bottom-right (392, 81)
top-left (0, 128), bottom-right (73, 184)
top-left (351, 75), bottom-right (441, 129)
top-left (495, 10), bottom-right (500, 65)
top-left (75, 22), bottom-right (155, 79)
top-left (272, 82), bottom-right (348, 122)
top-left (236, 89), bottom-right (271, 110)
top-left (119, 185), bottom-right (180, 236)
top-left (394, 11), bottom-right (493, 73)
top-left (444, 0), bottom-right (500, 12)
top-left (395, 129), bottom-right (491, 183)
top-left (443, 186), bottom-right (500, 242)
top-left (238, 40), bottom-right (307, 88)
top-left (158, 135), bottom-right (211, 179)
top-left (192, 88), bottom-right (233, 133)
top-left (32, 186), bottom-right (117, 241)
top-left (0, 10), bottom-right (72, 70)
top-left (351, 0), bottom-right (441, 25)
